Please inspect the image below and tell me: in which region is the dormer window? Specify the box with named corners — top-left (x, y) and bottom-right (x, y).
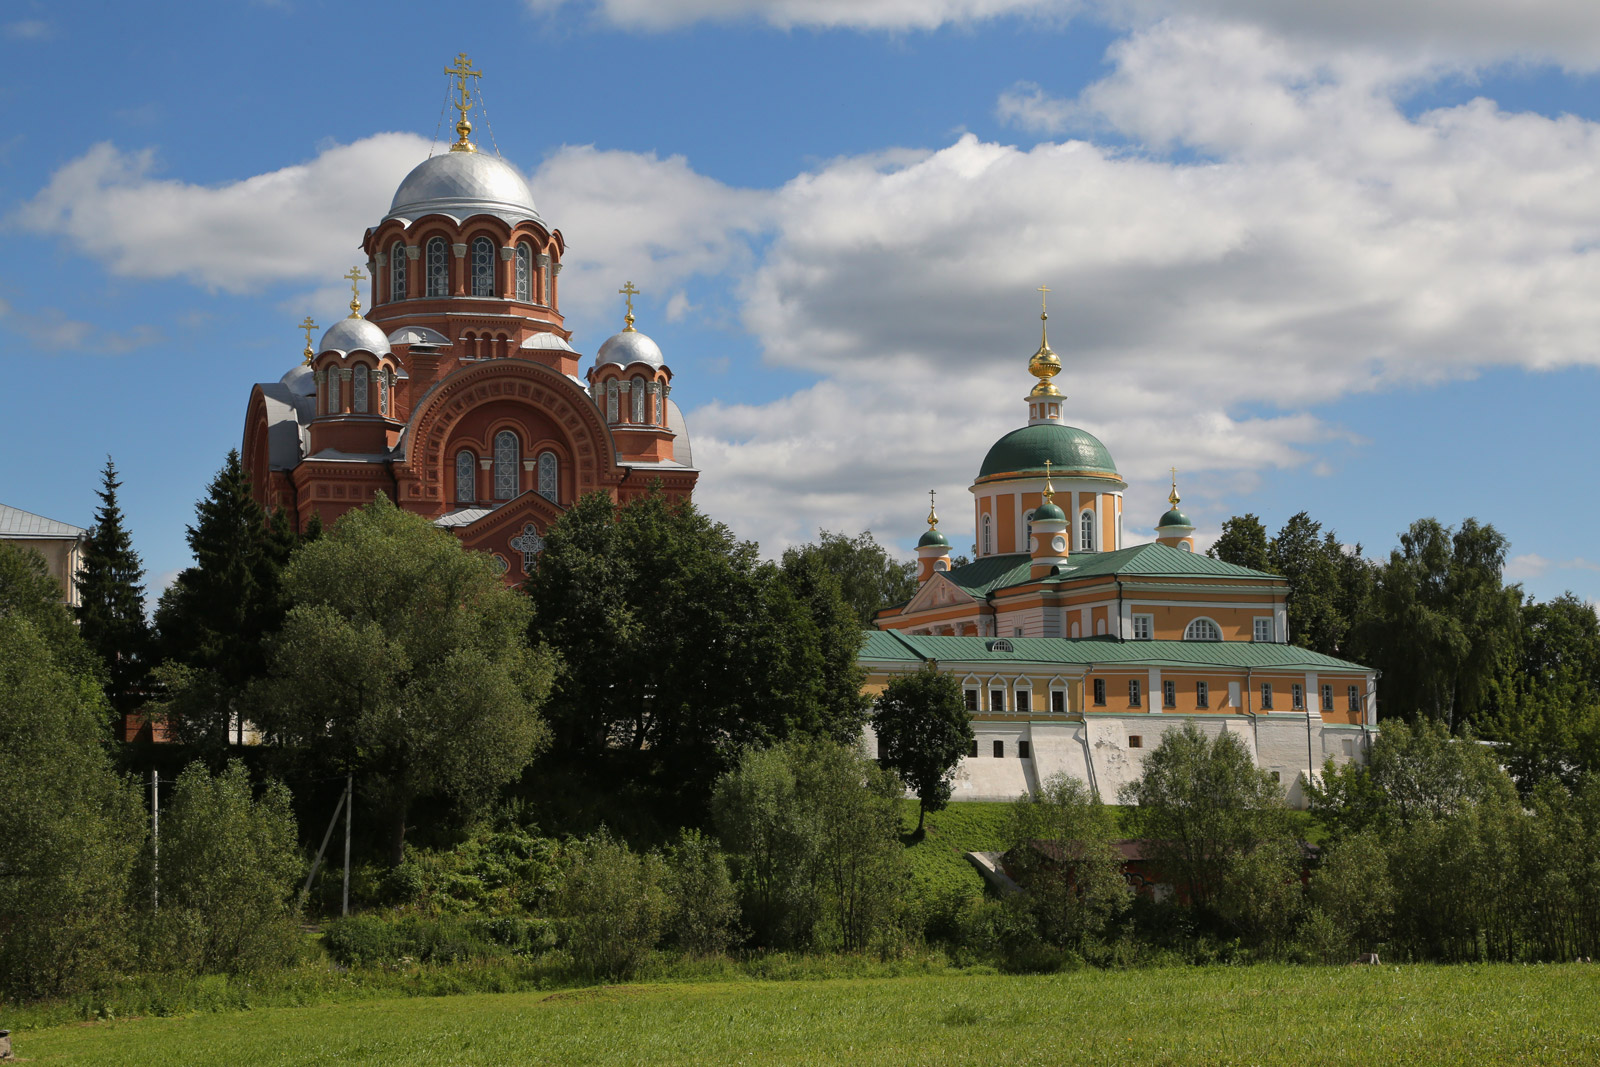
top-left (471, 237), bottom-right (496, 297)
top-left (426, 237), bottom-right (449, 297)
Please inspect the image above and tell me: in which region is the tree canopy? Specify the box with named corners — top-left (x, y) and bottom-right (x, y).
top-left (780, 529), bottom-right (918, 627)
top-left (871, 664), bottom-right (973, 832)
top-left (76, 457), bottom-right (150, 724)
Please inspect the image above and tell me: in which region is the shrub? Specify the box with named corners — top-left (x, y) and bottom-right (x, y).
top-left (663, 828), bottom-right (740, 956)
top-left (552, 831), bottom-right (670, 979)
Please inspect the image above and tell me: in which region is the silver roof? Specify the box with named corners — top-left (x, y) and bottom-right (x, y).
top-left (279, 364), bottom-right (315, 398)
top-left (389, 325), bottom-right (451, 346)
top-left (521, 332), bottom-right (578, 354)
top-left (319, 317), bottom-right (392, 357)
top-left (667, 398), bottom-right (693, 467)
top-left (385, 152), bottom-right (543, 227)
top-left (432, 505), bottom-right (500, 528)
top-left (594, 329), bottom-right (665, 370)
top-left (256, 383), bottom-right (311, 470)
top-left (0, 503), bottom-right (85, 539)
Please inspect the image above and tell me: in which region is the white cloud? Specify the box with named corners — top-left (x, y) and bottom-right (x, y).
top-left (0, 297), bottom-right (160, 355)
top-left (4, 19), bottom-right (52, 41)
top-left (1507, 554), bottom-right (1600, 580)
top-left (525, 0), bottom-right (1068, 32)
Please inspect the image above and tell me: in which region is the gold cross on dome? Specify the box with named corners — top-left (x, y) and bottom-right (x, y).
top-left (344, 266), bottom-right (366, 318)
top-left (926, 489), bottom-right (938, 529)
top-left (445, 53), bottom-right (482, 152)
top-left (1169, 466), bottom-right (1181, 507)
top-left (299, 315), bottom-right (318, 365)
top-left (619, 281), bottom-right (640, 331)
top-left (1037, 285), bottom-right (1051, 315)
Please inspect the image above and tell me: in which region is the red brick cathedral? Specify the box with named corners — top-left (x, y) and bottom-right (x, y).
top-left (242, 56), bottom-right (697, 581)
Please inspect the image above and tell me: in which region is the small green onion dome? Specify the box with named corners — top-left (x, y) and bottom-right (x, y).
top-left (917, 527), bottom-right (950, 549)
top-left (1032, 499), bottom-right (1066, 522)
top-left (1158, 507), bottom-right (1193, 529)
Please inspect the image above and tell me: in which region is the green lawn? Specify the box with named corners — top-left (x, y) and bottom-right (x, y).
top-left (17, 965), bottom-right (1600, 1065)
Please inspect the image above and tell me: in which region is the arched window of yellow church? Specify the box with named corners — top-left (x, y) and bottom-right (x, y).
top-left (538, 451), bottom-right (558, 503)
top-left (455, 450), bottom-right (475, 503)
top-left (352, 364), bottom-right (369, 414)
top-left (390, 242), bottom-right (407, 301)
top-left (1079, 510), bottom-right (1095, 552)
top-left (426, 238), bottom-right (449, 297)
top-left (632, 376), bottom-right (646, 423)
top-left (494, 431), bottom-right (520, 500)
top-left (472, 237), bottom-right (496, 298)
top-left (982, 514), bottom-right (992, 556)
top-left (516, 243), bottom-right (532, 302)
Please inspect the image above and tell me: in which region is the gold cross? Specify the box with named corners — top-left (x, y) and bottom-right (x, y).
top-left (1169, 466), bottom-right (1181, 507)
top-left (344, 266), bottom-right (366, 318)
top-left (1037, 285), bottom-right (1051, 316)
top-left (299, 315), bottom-right (318, 365)
top-left (445, 53), bottom-right (482, 151)
top-left (926, 489), bottom-right (938, 529)
top-left (619, 281), bottom-right (640, 331)
top-left (1043, 458), bottom-right (1055, 502)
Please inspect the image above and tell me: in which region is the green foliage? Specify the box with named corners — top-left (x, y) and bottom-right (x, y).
top-left (151, 451), bottom-right (299, 753)
top-left (384, 822), bottom-right (561, 915)
top-left (663, 829), bottom-right (741, 956)
top-left (552, 830), bottom-right (671, 980)
top-left (780, 529), bottom-right (918, 627)
top-left (1267, 512), bottom-right (1372, 658)
top-left (1005, 774), bottom-right (1130, 956)
top-left (0, 616), bottom-right (145, 1000)
top-left (144, 762), bottom-right (303, 975)
top-left (1207, 513), bottom-right (1270, 571)
top-left (1119, 722), bottom-right (1292, 915)
top-left (257, 494), bottom-right (556, 863)
top-left (713, 739), bottom-right (909, 951)
top-left (323, 913), bottom-right (554, 967)
top-left (75, 457), bottom-right (151, 721)
top-left (0, 540), bottom-right (98, 676)
top-left (527, 491), bottom-right (867, 810)
top-left (871, 664), bottom-right (972, 831)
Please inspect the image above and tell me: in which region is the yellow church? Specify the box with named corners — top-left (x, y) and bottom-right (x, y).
top-left (861, 297), bottom-right (1376, 807)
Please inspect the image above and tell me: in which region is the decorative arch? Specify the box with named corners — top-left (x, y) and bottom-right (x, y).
top-left (1184, 617), bottom-right (1223, 642)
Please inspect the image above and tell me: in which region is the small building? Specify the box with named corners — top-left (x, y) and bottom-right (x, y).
top-left (859, 297), bottom-right (1375, 807)
top-left (0, 503), bottom-right (86, 607)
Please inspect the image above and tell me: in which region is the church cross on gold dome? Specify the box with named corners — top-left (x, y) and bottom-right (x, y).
top-left (299, 315), bottom-right (318, 366)
top-left (445, 53), bottom-right (482, 154)
top-left (344, 266), bottom-right (367, 319)
top-left (926, 488), bottom-right (939, 530)
top-left (1169, 466), bottom-right (1182, 508)
top-left (1043, 459), bottom-right (1056, 504)
top-left (619, 281), bottom-right (640, 332)
top-left (1028, 284), bottom-right (1063, 399)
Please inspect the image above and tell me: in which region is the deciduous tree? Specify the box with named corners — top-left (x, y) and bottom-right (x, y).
top-left (781, 529), bottom-right (918, 627)
top-left (872, 664), bottom-right (973, 833)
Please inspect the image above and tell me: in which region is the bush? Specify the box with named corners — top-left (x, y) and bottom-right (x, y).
top-left (322, 913), bottom-right (555, 967)
top-left (552, 831), bottom-right (669, 979)
top-left (663, 828), bottom-right (740, 956)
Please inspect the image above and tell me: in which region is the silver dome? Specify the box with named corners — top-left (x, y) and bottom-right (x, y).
top-left (595, 330), bottom-right (665, 370)
top-left (279, 364), bottom-right (316, 397)
top-left (388, 325), bottom-right (451, 346)
top-left (385, 152), bottom-right (543, 227)
top-left (319, 317), bottom-right (392, 357)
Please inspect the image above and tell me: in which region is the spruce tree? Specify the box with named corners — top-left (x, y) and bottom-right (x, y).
top-left (75, 457), bottom-right (150, 726)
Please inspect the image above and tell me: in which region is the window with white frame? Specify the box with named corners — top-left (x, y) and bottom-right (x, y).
top-left (989, 689), bottom-right (1004, 712)
top-left (1132, 614), bottom-right (1153, 641)
top-left (964, 688), bottom-right (978, 712)
top-left (1261, 683), bottom-right (1274, 711)
top-left (1184, 618), bottom-right (1222, 642)
top-left (471, 237), bottom-right (496, 297)
top-left (1016, 689), bottom-right (1030, 714)
top-left (1321, 684), bottom-right (1333, 712)
top-left (352, 364), bottom-right (369, 413)
top-left (1051, 689), bottom-right (1065, 713)
top-left (1253, 617), bottom-right (1273, 643)
top-left (537, 451), bottom-right (558, 503)
top-left (632, 376), bottom-right (647, 423)
top-left (426, 237), bottom-right (449, 297)
top-left (1079, 510), bottom-right (1095, 551)
top-left (1292, 683), bottom-right (1304, 710)
top-left (515, 243), bottom-right (532, 302)
top-left (455, 450), bottom-right (475, 503)
top-left (1128, 679), bottom-right (1142, 707)
top-left (1196, 680), bottom-right (1209, 708)
top-left (1092, 678), bottom-right (1106, 705)
top-left (1348, 685), bottom-right (1360, 712)
top-left (390, 242), bottom-right (407, 301)
top-left (493, 430), bottom-right (520, 500)
top-left (1164, 680), bottom-right (1176, 708)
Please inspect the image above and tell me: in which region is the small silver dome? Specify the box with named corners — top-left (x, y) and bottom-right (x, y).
top-left (279, 364), bottom-right (315, 397)
top-left (388, 325), bottom-right (451, 346)
top-left (595, 330), bottom-right (665, 370)
top-left (385, 153), bottom-right (543, 226)
top-left (319, 317), bottom-right (392, 357)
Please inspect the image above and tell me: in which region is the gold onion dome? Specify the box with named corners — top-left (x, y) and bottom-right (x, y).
top-left (1029, 287), bottom-right (1062, 398)
top-left (918, 490), bottom-right (950, 548)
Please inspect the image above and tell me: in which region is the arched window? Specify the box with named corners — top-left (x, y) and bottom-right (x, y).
top-left (631, 376), bottom-right (646, 423)
top-left (982, 514), bottom-right (992, 556)
top-left (327, 367), bottom-right (341, 413)
top-left (650, 381), bottom-right (663, 424)
top-left (455, 450), bottom-right (475, 503)
top-left (471, 237), bottom-right (496, 297)
top-left (1023, 510), bottom-right (1034, 552)
top-left (352, 364), bottom-right (369, 413)
top-left (390, 242), bottom-right (407, 301)
top-left (378, 368), bottom-right (390, 416)
top-left (494, 430), bottom-right (520, 500)
top-left (515, 243), bottom-right (532, 302)
top-left (1184, 618), bottom-right (1223, 642)
top-left (426, 237), bottom-right (449, 297)
top-left (1079, 510), bottom-right (1095, 552)
top-left (537, 451), bottom-right (558, 503)
top-left (605, 380), bottom-right (619, 423)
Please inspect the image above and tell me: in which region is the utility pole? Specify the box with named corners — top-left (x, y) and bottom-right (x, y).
top-left (149, 770), bottom-right (159, 915)
top-left (342, 774), bottom-right (353, 917)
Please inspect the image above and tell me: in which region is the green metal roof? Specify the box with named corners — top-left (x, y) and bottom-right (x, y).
top-left (1033, 499), bottom-right (1066, 522)
top-left (978, 423), bottom-right (1118, 480)
top-left (944, 553), bottom-right (1034, 597)
top-left (862, 633), bottom-right (1368, 672)
top-left (917, 527), bottom-right (950, 548)
top-left (1157, 507), bottom-right (1192, 529)
top-left (1038, 542), bottom-right (1280, 583)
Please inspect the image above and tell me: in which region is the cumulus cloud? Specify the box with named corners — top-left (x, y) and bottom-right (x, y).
top-left (0, 298), bottom-right (160, 355)
top-left (1506, 554), bottom-right (1600, 580)
top-left (525, 0), bottom-right (1067, 31)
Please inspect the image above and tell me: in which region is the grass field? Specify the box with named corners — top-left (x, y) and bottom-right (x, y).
top-left (16, 965), bottom-right (1600, 1065)
top-left (898, 799), bottom-right (1011, 900)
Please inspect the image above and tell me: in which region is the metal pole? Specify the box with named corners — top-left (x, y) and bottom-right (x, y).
top-left (297, 786), bottom-right (349, 908)
top-left (150, 770), bottom-right (159, 915)
top-left (341, 774), bottom-right (352, 917)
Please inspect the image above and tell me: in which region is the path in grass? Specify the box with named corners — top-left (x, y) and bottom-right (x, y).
top-left (19, 965), bottom-right (1600, 1066)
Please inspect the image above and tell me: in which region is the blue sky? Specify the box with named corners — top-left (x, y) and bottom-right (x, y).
top-left (3, 0), bottom-right (1599, 609)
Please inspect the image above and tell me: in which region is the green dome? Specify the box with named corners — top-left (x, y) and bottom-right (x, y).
top-left (917, 528), bottom-right (950, 548)
top-left (978, 423), bottom-right (1118, 481)
top-left (1032, 500), bottom-right (1066, 522)
top-left (1158, 507), bottom-right (1193, 529)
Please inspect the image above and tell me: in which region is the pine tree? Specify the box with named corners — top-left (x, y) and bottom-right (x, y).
top-left (76, 457), bottom-right (150, 728)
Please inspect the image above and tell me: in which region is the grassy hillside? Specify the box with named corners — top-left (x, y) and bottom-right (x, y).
top-left (18, 965), bottom-right (1599, 1066)
top-left (898, 800), bottom-right (1011, 902)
